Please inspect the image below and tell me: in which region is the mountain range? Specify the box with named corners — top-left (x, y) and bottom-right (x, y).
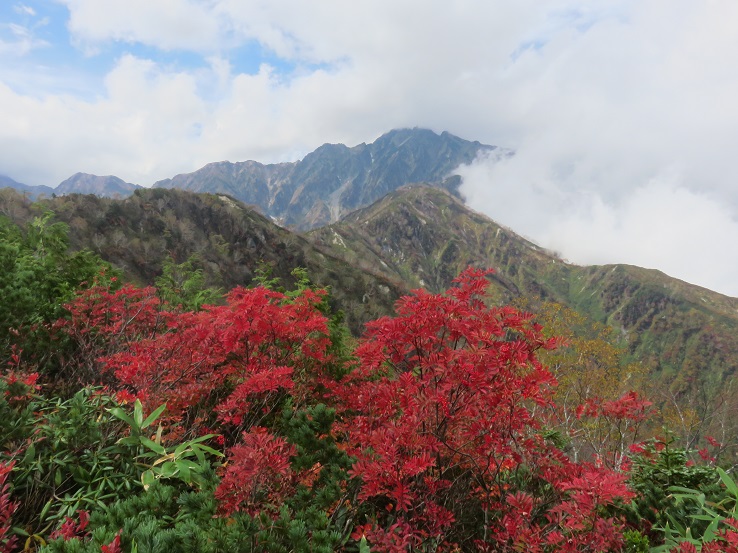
top-left (1, 128), bottom-right (496, 227)
top-left (154, 128), bottom-right (497, 229)
top-left (0, 172), bottom-right (140, 199)
top-left (0, 174), bottom-right (54, 198)
top-left (56, 173), bottom-right (142, 197)
top-left (2, 128), bottom-right (737, 440)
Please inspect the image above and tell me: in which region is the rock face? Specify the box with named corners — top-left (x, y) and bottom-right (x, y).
top-left (155, 128), bottom-right (497, 229)
top-left (55, 173), bottom-right (141, 198)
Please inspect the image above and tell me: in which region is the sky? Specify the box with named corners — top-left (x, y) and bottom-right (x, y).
top-left (2, 1), bottom-right (738, 297)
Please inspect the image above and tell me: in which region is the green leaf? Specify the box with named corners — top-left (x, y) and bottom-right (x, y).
top-left (185, 433), bottom-right (218, 445)
top-left (22, 443), bottom-right (35, 464)
top-left (158, 461), bottom-right (177, 478)
top-left (175, 460), bottom-right (191, 483)
top-left (140, 437), bottom-right (167, 456)
top-left (172, 442), bottom-right (190, 459)
top-left (192, 443), bottom-right (224, 458)
top-left (117, 436), bottom-right (141, 447)
top-left (703, 517), bottom-right (721, 542)
top-left (718, 467), bottom-right (738, 497)
top-left (141, 470), bottom-right (156, 490)
top-left (12, 527), bottom-right (29, 537)
top-left (141, 403), bottom-right (166, 430)
top-left (193, 446), bottom-right (206, 466)
top-left (133, 399), bottom-right (144, 428)
top-left (39, 499), bottom-right (53, 521)
top-left (108, 407), bottom-right (135, 428)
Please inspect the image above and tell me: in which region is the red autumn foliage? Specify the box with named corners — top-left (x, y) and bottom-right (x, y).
top-left (100, 532), bottom-right (123, 553)
top-left (0, 462), bottom-right (18, 553)
top-left (574, 391), bottom-right (654, 469)
top-left (1, 370), bottom-right (38, 406)
top-left (332, 268), bottom-right (635, 551)
top-left (577, 391), bottom-right (653, 422)
top-left (50, 510), bottom-right (90, 540)
top-left (56, 284), bottom-right (172, 384)
top-left (54, 266), bottom-right (649, 551)
top-left (62, 283), bottom-right (330, 431)
top-left (215, 427), bottom-right (296, 516)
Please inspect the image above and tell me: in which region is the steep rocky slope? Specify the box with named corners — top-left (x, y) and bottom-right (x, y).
top-left (155, 128), bottom-right (497, 229)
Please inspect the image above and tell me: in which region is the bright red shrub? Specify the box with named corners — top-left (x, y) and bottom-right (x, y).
top-left (333, 268), bottom-right (635, 551)
top-left (55, 268), bottom-right (646, 551)
top-left (56, 283), bottom-right (172, 384)
top-left (215, 427), bottom-right (296, 516)
top-left (0, 462), bottom-right (18, 553)
top-left (63, 284), bottom-right (330, 431)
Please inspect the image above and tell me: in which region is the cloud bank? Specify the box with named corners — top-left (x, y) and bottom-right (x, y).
top-left (1, 1), bottom-right (737, 295)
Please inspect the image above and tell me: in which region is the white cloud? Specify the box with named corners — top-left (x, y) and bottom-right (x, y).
top-left (14, 4), bottom-right (36, 17)
top-left (59, 0), bottom-right (225, 52)
top-left (458, 156), bottom-right (738, 296)
top-left (1, 1), bottom-right (738, 295)
top-left (0, 22), bottom-right (48, 56)
top-left (0, 55), bottom-right (209, 185)
top-left (455, 0), bottom-right (738, 295)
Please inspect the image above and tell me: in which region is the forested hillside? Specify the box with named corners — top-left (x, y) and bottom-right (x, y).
top-left (0, 187), bottom-right (404, 334)
top-left (3, 186), bottom-right (738, 551)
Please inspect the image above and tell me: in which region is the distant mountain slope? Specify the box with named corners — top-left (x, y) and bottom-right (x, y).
top-left (309, 185), bottom-right (738, 398)
top-left (1, 174), bottom-right (54, 199)
top-left (155, 128), bottom-right (497, 229)
top-left (310, 184), bottom-right (559, 301)
top-left (1, 187), bottom-right (404, 334)
top-left (55, 173), bottom-right (141, 197)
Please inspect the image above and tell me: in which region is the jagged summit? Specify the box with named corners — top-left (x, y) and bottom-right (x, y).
top-left (154, 128), bottom-right (496, 229)
top-left (4, 129), bottom-right (496, 228)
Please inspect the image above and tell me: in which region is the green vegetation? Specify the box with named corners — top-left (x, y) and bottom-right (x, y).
top-left (4, 190), bottom-right (738, 551)
top-left (0, 188), bottom-right (404, 335)
top-left (0, 212), bottom-right (117, 372)
top-left (155, 255), bottom-right (222, 311)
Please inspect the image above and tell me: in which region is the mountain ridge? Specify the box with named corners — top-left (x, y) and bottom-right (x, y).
top-left (154, 128), bottom-right (497, 229)
top-left (309, 184), bottom-right (738, 403)
top-left (0, 174), bottom-right (54, 199)
top-left (0, 187), bottom-right (406, 334)
top-left (55, 173), bottom-right (142, 197)
top-left (3, 128), bottom-right (497, 228)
